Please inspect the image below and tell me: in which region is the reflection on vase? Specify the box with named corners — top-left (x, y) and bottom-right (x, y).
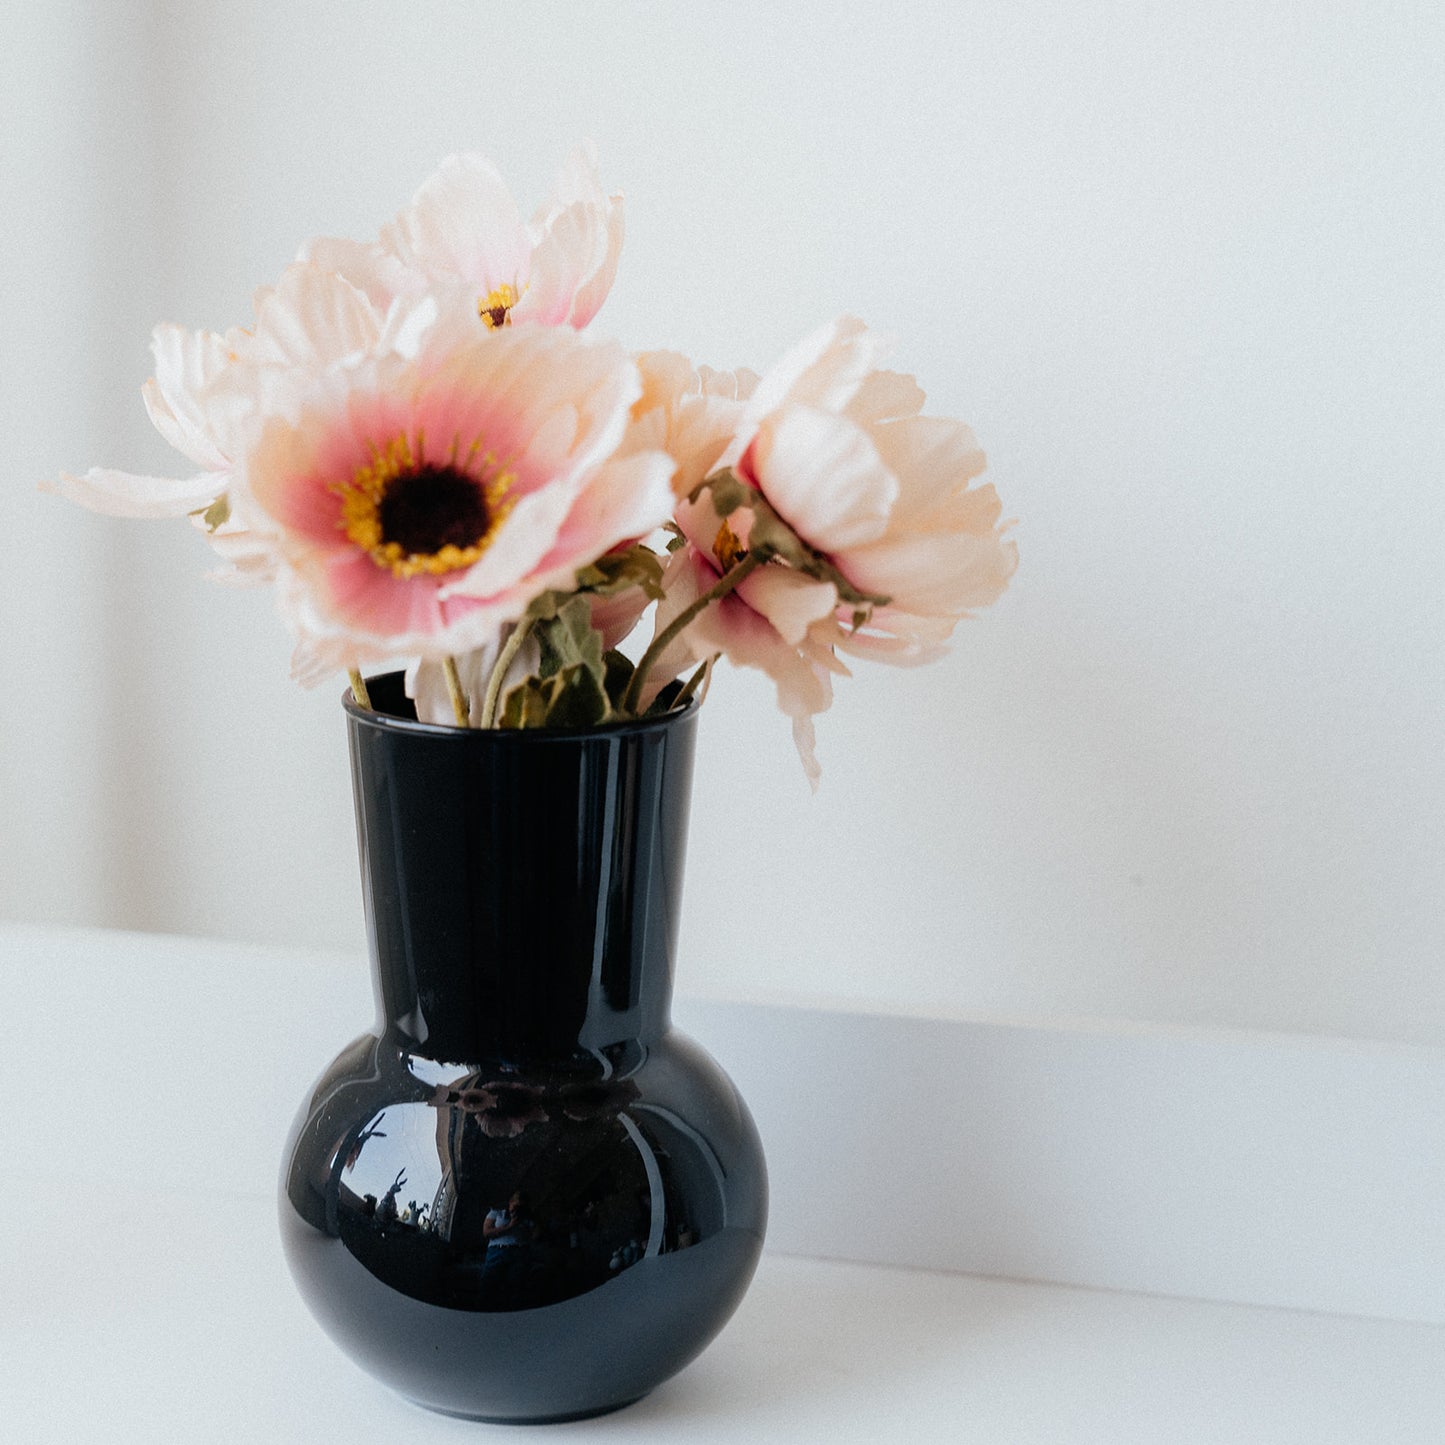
top-left (315, 1054), bottom-right (729, 1313)
top-left (279, 678), bottom-right (767, 1424)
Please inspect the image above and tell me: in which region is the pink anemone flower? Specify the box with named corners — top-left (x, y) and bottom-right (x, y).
top-left (228, 324), bottom-right (677, 685)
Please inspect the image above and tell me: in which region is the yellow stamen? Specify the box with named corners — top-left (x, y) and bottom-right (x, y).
top-left (479, 283), bottom-right (522, 330)
top-left (334, 434), bottom-right (516, 578)
top-left (713, 518), bottom-right (748, 572)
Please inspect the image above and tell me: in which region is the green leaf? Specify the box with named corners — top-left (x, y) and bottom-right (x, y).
top-left (499, 662), bottom-right (611, 729)
top-left (546, 663), bottom-right (611, 727)
top-left (573, 542), bottom-right (667, 601)
top-left (602, 649), bottom-right (636, 710)
top-left (534, 593), bottom-right (605, 683)
top-left (498, 675), bottom-right (552, 728)
top-left (190, 494), bottom-right (230, 533)
top-left (643, 677), bottom-right (687, 717)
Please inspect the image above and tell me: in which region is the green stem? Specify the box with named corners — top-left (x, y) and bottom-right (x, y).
top-left (671, 655), bottom-right (715, 710)
top-left (348, 669), bottom-right (372, 711)
top-left (442, 656), bottom-right (470, 728)
top-left (623, 552), bottom-right (765, 715)
top-left (481, 619), bottom-right (532, 728)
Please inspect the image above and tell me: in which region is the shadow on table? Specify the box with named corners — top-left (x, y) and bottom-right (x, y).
top-left (597, 1255), bottom-right (1034, 1428)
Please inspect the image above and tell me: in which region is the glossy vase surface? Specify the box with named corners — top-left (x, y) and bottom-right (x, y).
top-left (279, 673), bottom-right (767, 1424)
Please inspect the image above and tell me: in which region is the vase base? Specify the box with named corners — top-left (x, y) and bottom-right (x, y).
top-left (411, 1393), bottom-right (646, 1425)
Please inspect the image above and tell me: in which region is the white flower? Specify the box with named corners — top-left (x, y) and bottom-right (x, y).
top-left (300, 144), bottom-right (623, 334)
top-left (50, 263), bottom-right (408, 579)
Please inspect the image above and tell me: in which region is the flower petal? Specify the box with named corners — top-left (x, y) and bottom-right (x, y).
top-left (439, 484), bottom-right (581, 603)
top-left (525, 141), bottom-right (624, 328)
top-left (844, 368), bottom-right (926, 428)
top-left (296, 235), bottom-right (422, 311)
top-left (727, 316), bottom-right (888, 465)
top-left (379, 153), bottom-right (531, 296)
top-left (565, 195), bottom-right (623, 328)
top-left (145, 324), bottom-right (239, 469)
top-left (519, 199), bottom-right (612, 326)
top-left (627, 351), bottom-right (752, 500)
top-left (528, 450), bottom-right (678, 586)
top-left (249, 263), bottom-right (382, 369)
top-left (843, 523), bottom-right (1018, 616)
top-left (735, 564), bottom-right (838, 646)
top-left (869, 414), bottom-right (988, 525)
top-left (661, 547), bottom-right (833, 784)
top-left (749, 404), bottom-right (897, 552)
top-left (47, 467), bottom-right (223, 519)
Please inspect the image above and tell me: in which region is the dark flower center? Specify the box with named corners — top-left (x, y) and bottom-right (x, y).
top-left (376, 466), bottom-right (490, 557)
top-left (337, 436), bottom-right (517, 578)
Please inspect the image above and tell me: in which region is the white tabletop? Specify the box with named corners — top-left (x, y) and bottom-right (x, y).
top-left (3, 924), bottom-right (1442, 1442)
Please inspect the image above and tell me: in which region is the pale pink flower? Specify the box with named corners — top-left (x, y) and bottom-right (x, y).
top-left (718, 315), bottom-right (1017, 664)
top-left (663, 317), bottom-right (1016, 781)
top-left (226, 325), bottom-right (676, 684)
top-left (51, 263), bottom-right (407, 580)
top-left (300, 144), bottom-right (623, 336)
top-left (651, 543), bottom-right (838, 786)
top-left (53, 323), bottom-right (247, 521)
top-left (623, 350), bottom-right (758, 498)
top-left (619, 351), bottom-right (834, 733)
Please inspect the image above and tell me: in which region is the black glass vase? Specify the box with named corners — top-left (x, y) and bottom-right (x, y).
top-left (279, 674), bottom-right (768, 1424)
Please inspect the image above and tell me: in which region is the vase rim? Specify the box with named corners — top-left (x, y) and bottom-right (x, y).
top-left (343, 671), bottom-right (699, 743)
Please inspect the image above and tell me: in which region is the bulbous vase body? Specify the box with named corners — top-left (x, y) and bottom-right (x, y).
top-left (279, 675), bottom-right (767, 1423)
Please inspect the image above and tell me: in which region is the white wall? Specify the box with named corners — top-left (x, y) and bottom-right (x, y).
top-left (5, 1), bottom-right (1443, 1044)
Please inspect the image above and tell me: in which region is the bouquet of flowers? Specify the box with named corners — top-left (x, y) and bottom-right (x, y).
top-left (54, 146), bottom-right (1016, 783)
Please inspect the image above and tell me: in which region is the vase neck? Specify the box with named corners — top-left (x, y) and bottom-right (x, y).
top-left (347, 678), bottom-right (697, 1068)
